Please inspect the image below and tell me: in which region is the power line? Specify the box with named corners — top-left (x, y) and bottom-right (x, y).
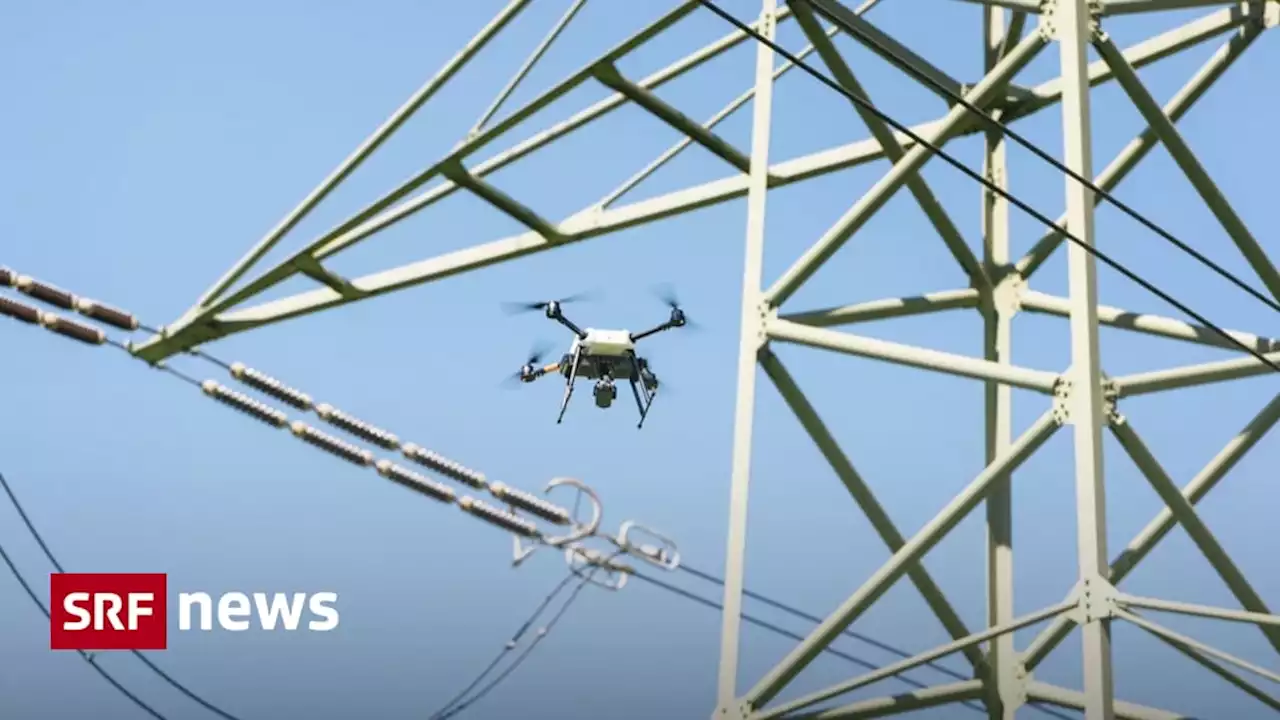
top-left (677, 563), bottom-right (970, 681)
top-left (427, 572), bottom-right (580, 719)
top-left (0, 542), bottom-right (170, 720)
top-left (430, 553), bottom-right (625, 720)
top-left (696, 0), bottom-right (1280, 374)
top-left (630, 569), bottom-right (1077, 719)
top-left (629, 570), bottom-right (946, 681)
top-left (795, 0), bottom-right (1280, 316)
top-left (0, 470), bottom-right (245, 720)
top-left (438, 569), bottom-right (599, 719)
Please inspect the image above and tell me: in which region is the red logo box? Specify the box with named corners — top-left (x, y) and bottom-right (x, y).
top-left (50, 573), bottom-right (167, 651)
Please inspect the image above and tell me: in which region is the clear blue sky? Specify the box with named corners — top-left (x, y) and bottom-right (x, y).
top-left (2, 1), bottom-right (1277, 718)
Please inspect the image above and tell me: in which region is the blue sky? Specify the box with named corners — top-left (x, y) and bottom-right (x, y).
top-left (2, 1), bottom-right (1278, 718)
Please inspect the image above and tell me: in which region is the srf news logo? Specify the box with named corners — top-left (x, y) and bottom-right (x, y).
top-left (50, 573), bottom-right (340, 651)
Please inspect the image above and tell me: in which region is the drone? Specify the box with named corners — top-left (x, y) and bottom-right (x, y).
top-left (504, 289), bottom-right (693, 429)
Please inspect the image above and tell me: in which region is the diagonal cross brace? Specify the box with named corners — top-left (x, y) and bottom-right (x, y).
top-left (1093, 30), bottom-right (1280, 304)
top-left (1125, 609), bottom-right (1280, 713)
top-left (1100, 0), bottom-right (1258, 17)
top-left (1022, 392), bottom-right (1280, 671)
top-left (755, 598), bottom-right (1075, 719)
top-left (1001, 3), bottom-right (1254, 120)
top-left (742, 409), bottom-right (1061, 710)
top-left (789, 0), bottom-right (990, 291)
top-left (1016, 12), bottom-right (1261, 279)
top-left (592, 63), bottom-right (753, 174)
top-left (1108, 415), bottom-right (1280, 657)
top-left (800, 0), bottom-right (967, 102)
top-left (764, 28), bottom-right (1048, 308)
top-left (759, 350), bottom-right (987, 672)
top-left (188, 0), bottom-right (535, 313)
top-left (440, 159), bottom-right (565, 241)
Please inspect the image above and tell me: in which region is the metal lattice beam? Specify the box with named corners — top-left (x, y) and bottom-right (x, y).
top-left (123, 1), bottom-right (1280, 718)
top-left (130, 1), bottom-right (1263, 362)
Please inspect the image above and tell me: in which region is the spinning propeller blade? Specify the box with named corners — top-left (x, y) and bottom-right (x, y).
top-left (501, 340), bottom-right (556, 387)
top-left (501, 291), bottom-right (595, 315)
top-left (653, 283), bottom-right (682, 310)
top-left (651, 284), bottom-right (699, 330)
top-left (525, 339), bottom-right (555, 366)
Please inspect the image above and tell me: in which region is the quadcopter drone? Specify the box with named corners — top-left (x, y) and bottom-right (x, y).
top-left (505, 290), bottom-right (693, 429)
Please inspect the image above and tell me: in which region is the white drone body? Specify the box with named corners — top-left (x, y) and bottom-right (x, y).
top-left (571, 328), bottom-right (636, 357)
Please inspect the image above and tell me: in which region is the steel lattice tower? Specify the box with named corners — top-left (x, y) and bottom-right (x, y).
top-left (130, 1), bottom-right (1280, 718)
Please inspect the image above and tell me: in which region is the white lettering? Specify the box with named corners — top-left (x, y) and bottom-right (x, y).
top-left (217, 592), bottom-right (251, 631)
top-left (126, 593), bottom-right (153, 630)
top-left (308, 592), bottom-right (339, 631)
top-left (96, 593), bottom-right (124, 631)
top-left (172, 591), bottom-right (341, 632)
top-left (253, 593), bottom-right (306, 630)
top-left (178, 592), bottom-right (213, 631)
top-left (63, 592), bottom-right (92, 631)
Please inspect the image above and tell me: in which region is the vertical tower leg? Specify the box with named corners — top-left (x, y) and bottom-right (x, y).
top-left (1057, 0), bottom-right (1116, 717)
top-left (715, 2), bottom-right (776, 717)
top-left (982, 7), bottom-right (1018, 718)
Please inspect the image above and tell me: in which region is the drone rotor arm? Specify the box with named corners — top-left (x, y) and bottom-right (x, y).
top-left (528, 361), bottom-right (562, 381)
top-left (630, 304), bottom-right (691, 342)
top-left (546, 304), bottom-right (588, 339)
top-left (516, 360), bottom-right (562, 384)
top-left (629, 320), bottom-right (674, 343)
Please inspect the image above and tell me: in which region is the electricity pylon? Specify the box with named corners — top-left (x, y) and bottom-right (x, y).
top-left (128, 1), bottom-right (1280, 718)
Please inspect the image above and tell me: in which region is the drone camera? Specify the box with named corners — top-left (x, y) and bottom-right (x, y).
top-left (593, 377), bottom-right (617, 408)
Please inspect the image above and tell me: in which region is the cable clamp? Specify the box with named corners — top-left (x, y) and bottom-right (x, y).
top-left (617, 521), bottom-right (681, 571)
top-left (564, 542), bottom-right (632, 591)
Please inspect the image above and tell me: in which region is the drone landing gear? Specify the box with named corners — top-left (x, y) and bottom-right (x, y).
top-left (556, 346), bottom-right (583, 424)
top-left (627, 353), bottom-right (656, 430)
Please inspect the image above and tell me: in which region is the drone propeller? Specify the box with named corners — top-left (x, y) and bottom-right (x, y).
top-left (654, 284), bottom-right (681, 309)
top-left (652, 284), bottom-right (699, 330)
top-left (501, 291), bottom-right (595, 315)
top-left (524, 339), bottom-right (555, 366)
top-left (501, 340), bottom-right (557, 387)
